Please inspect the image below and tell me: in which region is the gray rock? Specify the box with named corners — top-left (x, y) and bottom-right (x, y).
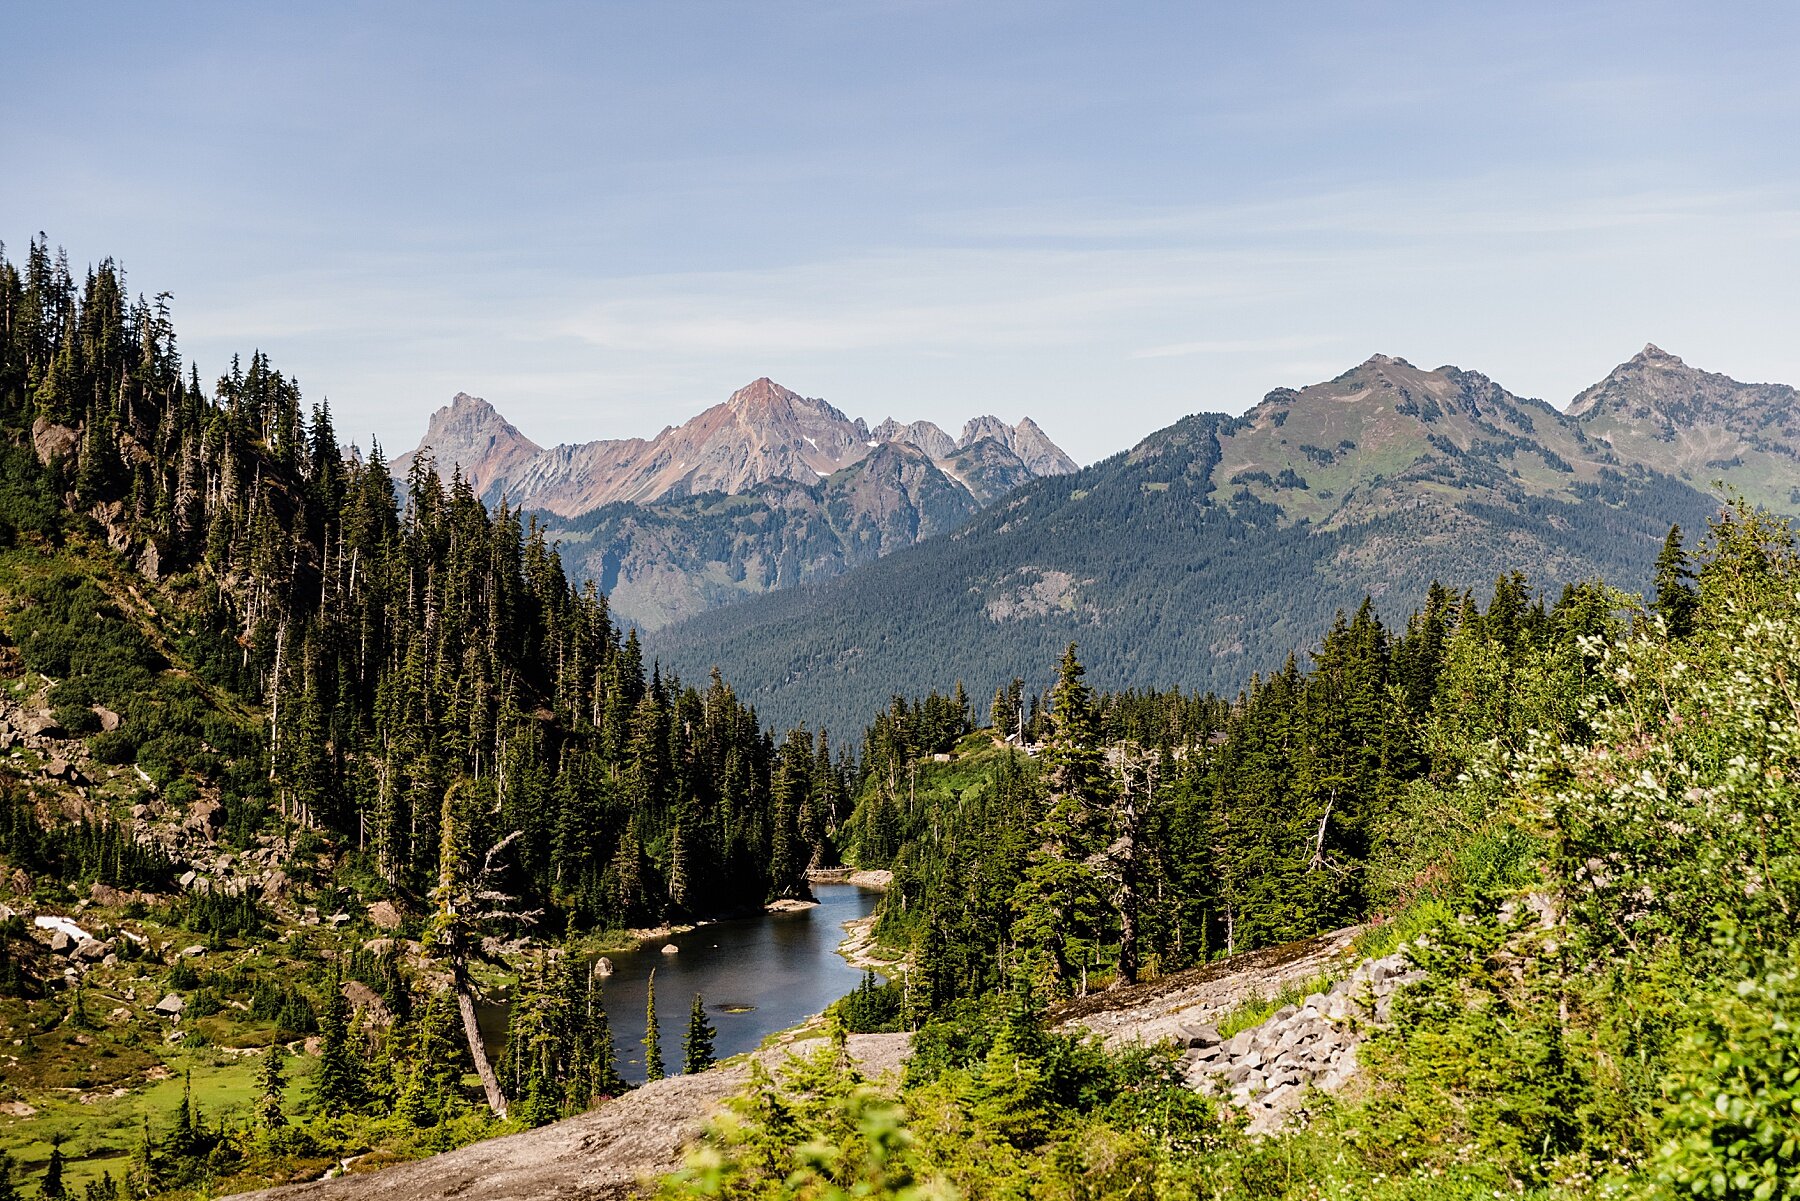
top-left (49, 930), bottom-right (74, 954)
top-left (73, 938), bottom-right (107, 962)
top-left (20, 714), bottom-right (63, 738)
top-left (152, 993), bottom-right (185, 1016)
top-left (1177, 1021), bottom-right (1221, 1048)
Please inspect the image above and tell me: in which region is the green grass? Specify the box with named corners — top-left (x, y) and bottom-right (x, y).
top-left (0, 1045), bottom-right (315, 1195)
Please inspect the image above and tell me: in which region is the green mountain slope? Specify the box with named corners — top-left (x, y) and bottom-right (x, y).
top-left (651, 356), bottom-right (1724, 733)
top-left (1569, 343), bottom-right (1800, 513)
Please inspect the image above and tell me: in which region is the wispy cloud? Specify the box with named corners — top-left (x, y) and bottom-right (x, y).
top-left (1130, 335), bottom-right (1345, 361)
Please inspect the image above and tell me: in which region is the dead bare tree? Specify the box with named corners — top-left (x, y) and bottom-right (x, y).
top-left (425, 782), bottom-right (541, 1118)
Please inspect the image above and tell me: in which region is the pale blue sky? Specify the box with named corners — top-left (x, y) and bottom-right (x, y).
top-left (5, 2), bottom-right (1797, 463)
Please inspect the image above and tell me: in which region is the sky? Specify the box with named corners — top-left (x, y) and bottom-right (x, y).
top-left (4, 1), bottom-right (1798, 465)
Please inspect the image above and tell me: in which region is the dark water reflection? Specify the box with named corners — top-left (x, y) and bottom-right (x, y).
top-left (482, 884), bottom-right (882, 1085)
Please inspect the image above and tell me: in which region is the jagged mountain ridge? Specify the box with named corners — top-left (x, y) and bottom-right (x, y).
top-left (393, 377), bottom-right (1077, 631)
top-left (395, 377), bottom-right (1077, 517)
top-left (651, 348), bottom-right (1797, 733)
top-left (545, 441), bottom-right (995, 630)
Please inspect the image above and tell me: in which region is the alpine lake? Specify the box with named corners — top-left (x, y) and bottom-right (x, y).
top-left (481, 882), bottom-right (883, 1084)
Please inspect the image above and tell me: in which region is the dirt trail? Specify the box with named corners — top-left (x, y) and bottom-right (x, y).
top-left (228, 931), bottom-right (1364, 1199)
top-left (1051, 926), bottom-right (1362, 1046)
top-left (225, 1033), bottom-right (909, 1201)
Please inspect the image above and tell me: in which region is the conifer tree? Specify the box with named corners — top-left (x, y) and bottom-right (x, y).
top-left (1011, 644), bottom-right (1108, 992)
top-left (310, 975), bottom-right (362, 1112)
top-left (256, 1040), bottom-right (287, 1129)
top-left (682, 993), bottom-right (716, 1074)
top-left (0, 1149), bottom-right (17, 1201)
top-left (587, 975), bottom-right (628, 1098)
top-left (40, 1139), bottom-right (65, 1200)
top-left (642, 969), bottom-right (664, 1081)
top-left (1653, 523), bottom-right (1699, 638)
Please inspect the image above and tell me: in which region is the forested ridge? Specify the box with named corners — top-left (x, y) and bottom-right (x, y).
top-left (0, 235), bottom-right (849, 929)
top-left (654, 401), bottom-right (1717, 734)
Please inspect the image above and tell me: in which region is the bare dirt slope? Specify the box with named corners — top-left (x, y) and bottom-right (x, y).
top-left (227, 1032), bottom-right (910, 1201)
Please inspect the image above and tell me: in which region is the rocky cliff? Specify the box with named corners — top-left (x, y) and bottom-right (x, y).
top-left (396, 377), bottom-right (1076, 518)
top-left (393, 378), bottom-right (1078, 630)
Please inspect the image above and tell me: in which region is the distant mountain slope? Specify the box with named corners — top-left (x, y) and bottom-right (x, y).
top-left (651, 354), bottom-right (1735, 733)
top-left (1569, 344), bottom-right (1800, 513)
top-left (398, 377), bottom-right (1075, 517)
top-left (397, 378), bottom-right (1077, 630)
top-left (542, 442), bottom-right (988, 630)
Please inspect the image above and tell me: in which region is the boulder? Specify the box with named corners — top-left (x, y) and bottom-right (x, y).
top-left (342, 980), bottom-right (395, 1027)
top-left (152, 993), bottom-right (185, 1017)
top-left (49, 930), bottom-right (74, 954)
top-left (44, 759), bottom-right (86, 785)
top-left (184, 799), bottom-right (225, 832)
top-left (182, 944), bottom-right (206, 957)
top-left (29, 417), bottom-right (79, 466)
top-left (73, 938), bottom-right (108, 963)
top-left (20, 714), bottom-right (63, 738)
top-left (92, 706), bottom-right (121, 732)
top-left (1176, 1021), bottom-right (1221, 1048)
top-left (367, 900), bottom-right (403, 931)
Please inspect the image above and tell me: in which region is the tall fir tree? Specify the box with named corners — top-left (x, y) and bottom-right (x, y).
top-left (682, 993), bottom-right (716, 1074)
top-left (642, 969), bottom-right (665, 1081)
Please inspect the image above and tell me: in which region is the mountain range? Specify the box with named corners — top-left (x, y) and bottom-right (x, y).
top-left (649, 346), bottom-right (1800, 732)
top-left (394, 378), bottom-right (1077, 628)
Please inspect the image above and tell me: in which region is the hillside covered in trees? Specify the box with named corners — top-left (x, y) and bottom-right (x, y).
top-left (0, 240), bottom-right (861, 1193)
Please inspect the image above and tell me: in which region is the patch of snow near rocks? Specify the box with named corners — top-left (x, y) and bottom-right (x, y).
top-left (34, 914), bottom-right (92, 943)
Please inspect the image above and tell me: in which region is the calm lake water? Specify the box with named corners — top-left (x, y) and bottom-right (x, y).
top-left (485, 883), bottom-right (882, 1084)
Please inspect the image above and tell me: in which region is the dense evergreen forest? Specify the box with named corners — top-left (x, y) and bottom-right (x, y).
top-left (840, 569), bottom-right (1624, 1013)
top-left (0, 236), bottom-right (848, 930)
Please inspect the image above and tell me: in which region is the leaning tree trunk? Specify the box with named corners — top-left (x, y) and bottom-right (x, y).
top-left (451, 959), bottom-right (508, 1118)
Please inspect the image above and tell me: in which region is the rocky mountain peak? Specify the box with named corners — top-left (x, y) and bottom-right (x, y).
top-left (398, 379), bottom-right (1076, 518)
top-left (390, 391), bottom-right (542, 496)
top-left (1634, 343), bottom-right (1684, 367)
top-left (726, 377), bottom-right (800, 413)
top-left (959, 415), bottom-right (1012, 447)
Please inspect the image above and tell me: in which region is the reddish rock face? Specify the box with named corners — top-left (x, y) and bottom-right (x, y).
top-left (393, 378), bottom-right (1076, 519)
